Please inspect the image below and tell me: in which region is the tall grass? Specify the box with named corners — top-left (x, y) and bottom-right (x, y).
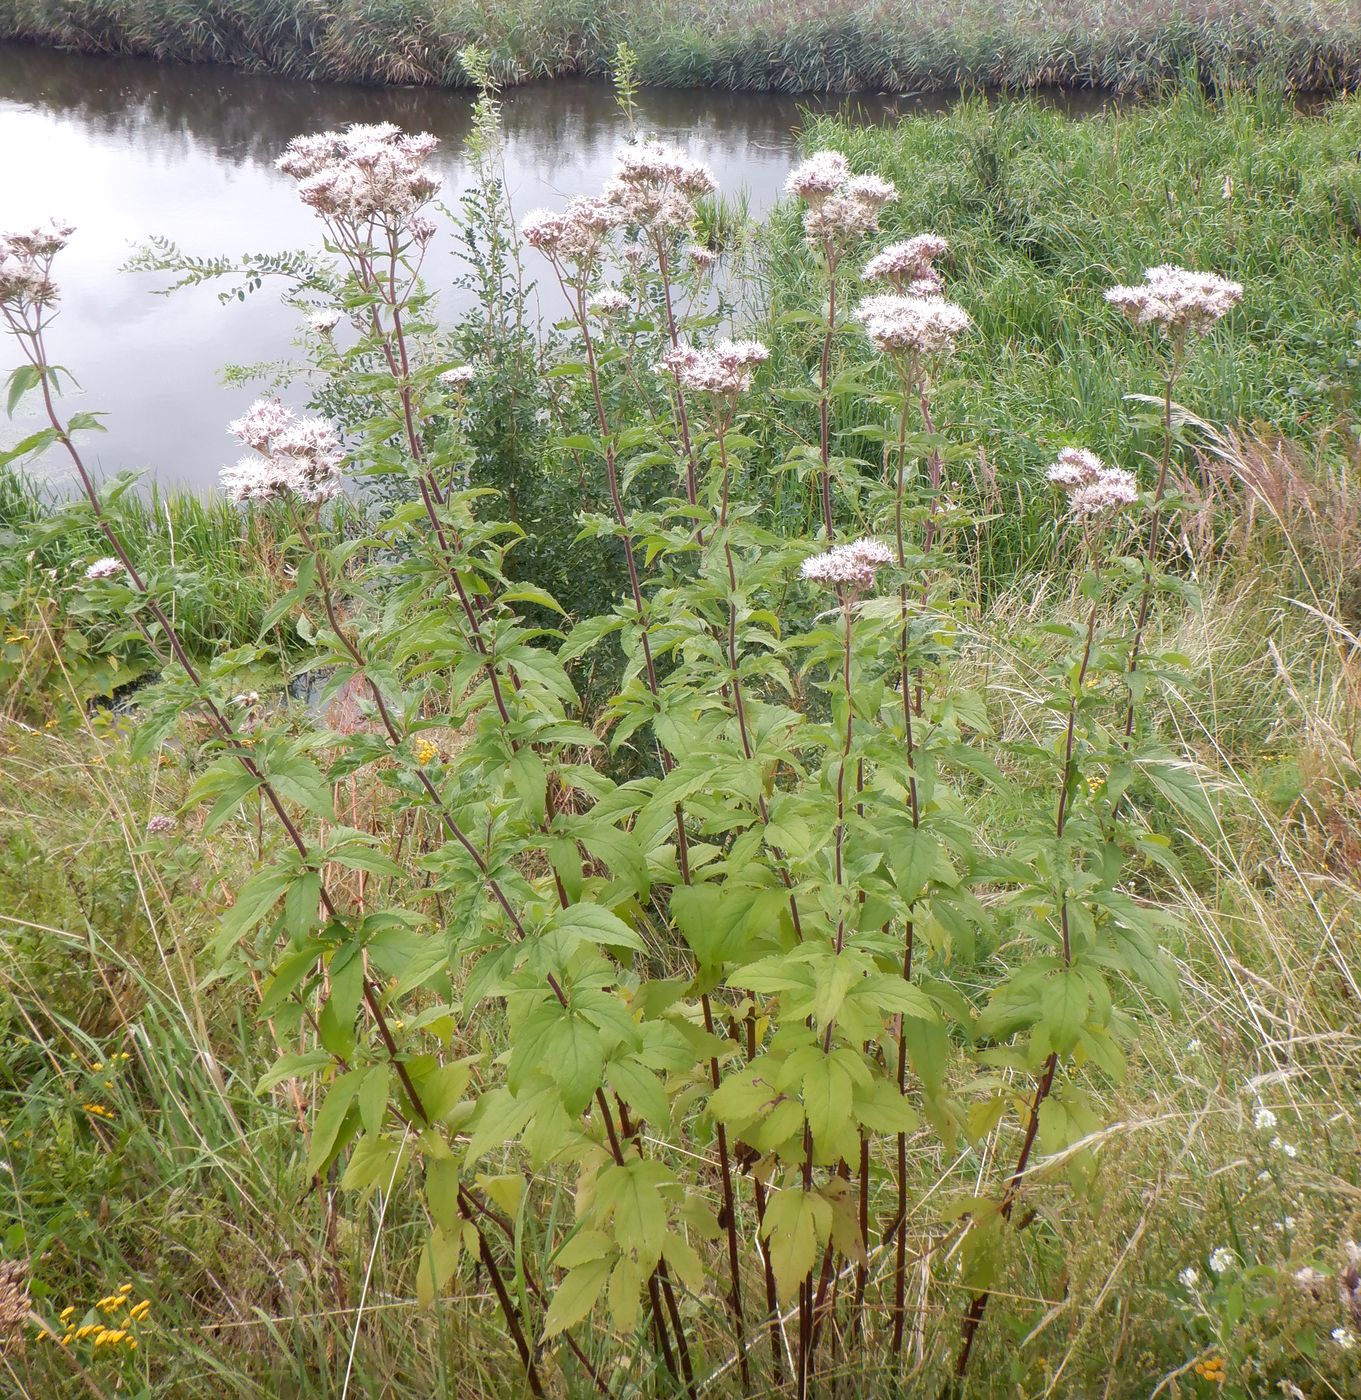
top-left (753, 85), bottom-right (1361, 584)
top-left (3, 0), bottom-right (1361, 94)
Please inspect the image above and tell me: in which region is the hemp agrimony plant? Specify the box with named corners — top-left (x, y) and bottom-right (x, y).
top-left (1, 100), bottom-right (1242, 1394)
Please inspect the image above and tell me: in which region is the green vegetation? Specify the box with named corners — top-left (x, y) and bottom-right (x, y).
top-left (3, 0), bottom-right (1361, 95)
top-left (3, 83), bottom-right (1361, 1400)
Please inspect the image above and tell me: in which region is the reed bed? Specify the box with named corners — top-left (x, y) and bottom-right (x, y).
top-left (2, 0), bottom-right (1361, 94)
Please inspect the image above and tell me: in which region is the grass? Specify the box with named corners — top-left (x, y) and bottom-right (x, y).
top-left (3, 88), bottom-right (1361, 1394)
top-left (2, 0), bottom-right (1361, 95)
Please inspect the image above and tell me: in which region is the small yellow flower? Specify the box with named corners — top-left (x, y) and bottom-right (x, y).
top-left (128, 1299), bottom-right (150, 1321)
top-left (59, 1306), bottom-right (74, 1322)
top-left (82, 1102), bottom-right (115, 1121)
top-left (118, 1282), bottom-right (133, 1294)
top-left (413, 737), bottom-right (440, 766)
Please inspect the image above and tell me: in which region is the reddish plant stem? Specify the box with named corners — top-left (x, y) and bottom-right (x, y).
top-left (954, 595), bottom-right (1099, 1380)
top-left (817, 242), bottom-right (839, 538)
top-left (6, 312), bottom-right (546, 1396)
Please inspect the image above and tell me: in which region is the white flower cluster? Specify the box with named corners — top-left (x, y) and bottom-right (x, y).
top-left (276, 123), bottom-right (440, 223)
top-left (525, 138), bottom-right (718, 269)
top-left (221, 398), bottom-right (344, 505)
top-left (1253, 1106), bottom-right (1277, 1131)
top-left (684, 242), bottom-right (718, 271)
top-left (863, 234), bottom-right (949, 292)
top-left (1104, 264), bottom-right (1243, 337)
top-left (856, 292), bottom-right (970, 358)
top-left (786, 150), bottom-right (897, 246)
top-left (800, 537), bottom-right (894, 594)
top-left (1208, 1247), bottom-right (1236, 1275)
top-left (84, 556), bottom-right (126, 581)
top-left (523, 197), bottom-right (623, 264)
top-left (308, 310), bottom-right (341, 336)
top-left (1046, 447), bottom-right (1138, 520)
top-left (606, 138), bottom-right (716, 229)
top-left (656, 338), bottom-right (769, 397)
top-left (438, 364), bottom-right (476, 387)
top-left (587, 287), bottom-right (631, 318)
top-left (0, 220), bottom-right (73, 308)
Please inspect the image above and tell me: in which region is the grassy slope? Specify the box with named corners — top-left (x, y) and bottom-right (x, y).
top-left (2, 0), bottom-right (1361, 94)
top-left (3, 92), bottom-right (1361, 1396)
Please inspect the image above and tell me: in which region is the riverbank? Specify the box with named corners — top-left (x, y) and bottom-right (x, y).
top-left (3, 0), bottom-right (1360, 95)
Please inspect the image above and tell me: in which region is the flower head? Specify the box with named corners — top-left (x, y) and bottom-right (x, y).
top-left (800, 537), bottom-right (894, 596)
top-left (0, 221), bottom-right (72, 308)
top-left (587, 287), bottom-right (631, 318)
top-left (856, 293), bottom-right (970, 357)
top-left (1046, 447), bottom-right (1105, 490)
top-left (1068, 467), bottom-right (1139, 519)
top-left (1253, 1107), bottom-right (1277, 1131)
top-left (307, 310), bottom-right (341, 336)
top-left (785, 150), bottom-right (851, 200)
top-left (614, 139), bottom-right (716, 199)
top-left (84, 557), bottom-right (126, 582)
top-left (1333, 1328), bottom-right (1357, 1351)
top-left (523, 196), bottom-right (623, 265)
top-left (1104, 264), bottom-right (1243, 338)
top-left (684, 243), bottom-right (718, 271)
top-left (786, 151), bottom-right (897, 247)
top-left (277, 124), bottom-right (439, 223)
top-left (1178, 1267), bottom-right (1200, 1288)
top-left (1208, 1247), bottom-right (1235, 1275)
top-left (0, 1260), bottom-right (29, 1337)
top-left (146, 814), bottom-right (175, 835)
top-left (863, 234), bottom-right (949, 290)
top-left (656, 339), bottom-right (769, 398)
top-left (438, 364), bottom-right (476, 387)
top-left (222, 399), bottom-right (343, 505)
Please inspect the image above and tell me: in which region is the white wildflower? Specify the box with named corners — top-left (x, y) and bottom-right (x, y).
top-left (1067, 466), bottom-right (1139, 520)
top-left (1270, 1136), bottom-right (1298, 1158)
top-left (800, 538), bottom-right (894, 595)
top-left (438, 364), bottom-right (476, 387)
top-left (856, 292), bottom-right (970, 357)
top-left (307, 310), bottom-right (341, 336)
top-left (1104, 264), bottom-right (1242, 337)
top-left (1333, 1328), bottom-right (1356, 1350)
top-left (587, 287), bottom-right (631, 318)
top-left (1208, 1248), bottom-right (1235, 1275)
top-left (277, 124), bottom-right (439, 223)
top-left (84, 557), bottom-right (125, 581)
top-left (656, 339), bottom-right (769, 397)
top-left (1046, 447), bottom-right (1104, 490)
top-left (223, 399), bottom-right (343, 505)
top-left (863, 234), bottom-right (949, 289)
top-left (785, 150), bottom-right (851, 200)
top-left (1179, 1267), bottom-right (1200, 1288)
top-left (1253, 1107), bottom-right (1277, 1131)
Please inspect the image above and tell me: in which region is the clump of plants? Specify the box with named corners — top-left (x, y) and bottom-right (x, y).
top-left (13, 64), bottom-right (1357, 1400)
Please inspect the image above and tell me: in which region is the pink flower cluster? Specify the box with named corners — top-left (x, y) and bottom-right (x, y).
top-left (0, 221), bottom-right (73, 308)
top-left (786, 151), bottom-right (897, 246)
top-left (276, 123), bottom-right (440, 223)
top-left (656, 338), bottom-right (770, 397)
top-left (522, 196), bottom-right (623, 264)
top-left (856, 292), bottom-right (970, 358)
top-left (1046, 448), bottom-right (1139, 519)
top-left (84, 556), bottom-right (126, 581)
top-left (800, 537), bottom-right (894, 594)
top-left (587, 287), bottom-right (631, 318)
top-left (222, 398), bottom-right (344, 505)
top-left (525, 139), bottom-right (718, 266)
top-left (1104, 265), bottom-right (1243, 337)
top-left (863, 234), bottom-right (949, 293)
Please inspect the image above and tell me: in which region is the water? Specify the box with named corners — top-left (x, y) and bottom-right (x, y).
top-left (0, 45), bottom-right (939, 488)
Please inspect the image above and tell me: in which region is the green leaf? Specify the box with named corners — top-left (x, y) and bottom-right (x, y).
top-left (760, 1188), bottom-right (831, 1302)
top-left (543, 902), bottom-right (644, 955)
top-left (416, 1225), bottom-right (463, 1308)
top-left (803, 1051), bottom-right (854, 1145)
top-left (306, 1072), bottom-right (364, 1176)
top-left (543, 1256), bottom-right (612, 1336)
top-left (6, 364), bottom-right (41, 416)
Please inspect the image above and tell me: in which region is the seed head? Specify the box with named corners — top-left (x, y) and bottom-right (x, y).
top-left (0, 1261), bottom-right (29, 1340)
